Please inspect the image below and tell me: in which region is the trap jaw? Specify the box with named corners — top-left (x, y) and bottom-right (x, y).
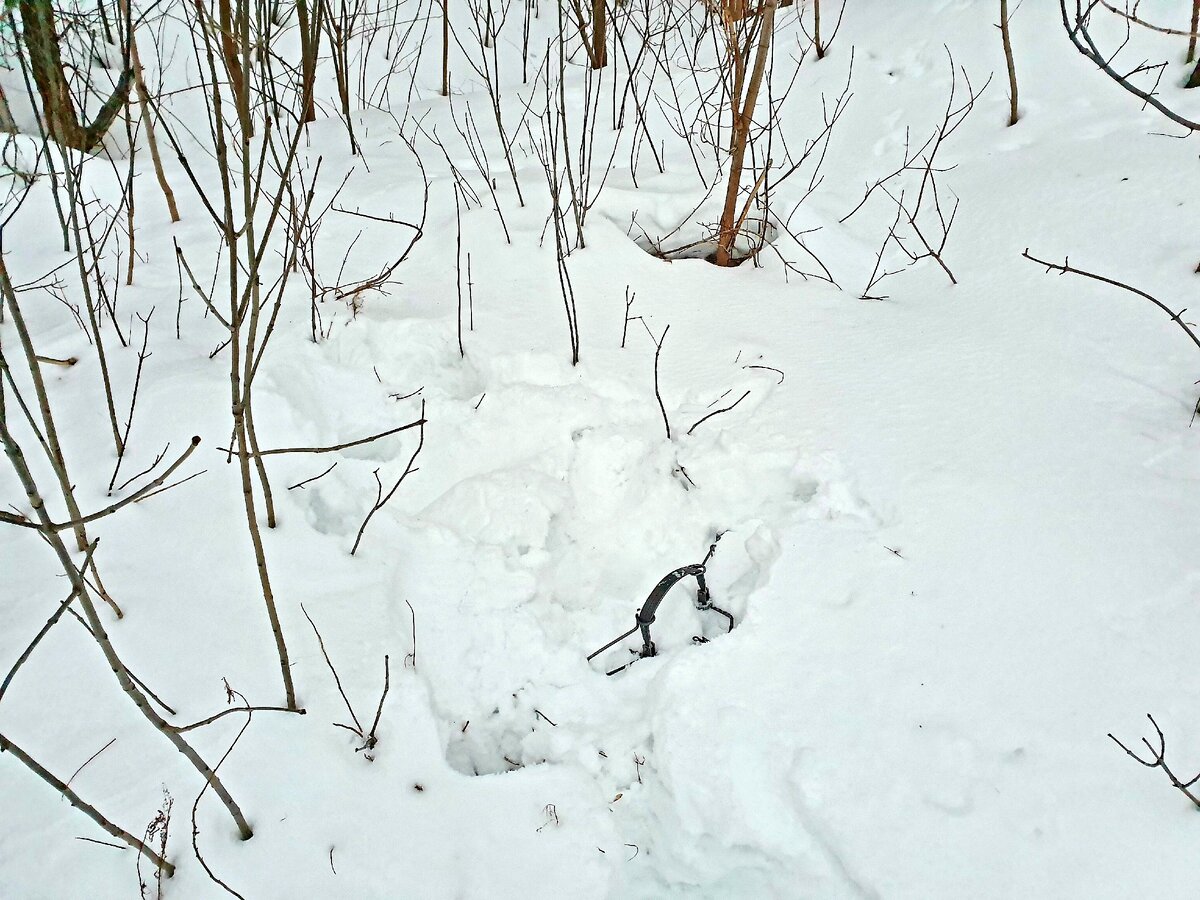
top-left (587, 535), bottom-right (735, 676)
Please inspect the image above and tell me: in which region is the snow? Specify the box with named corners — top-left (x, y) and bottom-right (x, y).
top-left (4, 0), bottom-right (1200, 896)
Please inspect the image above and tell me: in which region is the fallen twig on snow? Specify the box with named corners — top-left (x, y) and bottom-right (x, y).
top-left (687, 390), bottom-right (750, 436)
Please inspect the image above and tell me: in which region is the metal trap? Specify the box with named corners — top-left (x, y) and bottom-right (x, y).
top-left (587, 534), bottom-right (735, 676)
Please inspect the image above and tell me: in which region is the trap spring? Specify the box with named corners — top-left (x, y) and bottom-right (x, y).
top-left (587, 534), bottom-right (735, 676)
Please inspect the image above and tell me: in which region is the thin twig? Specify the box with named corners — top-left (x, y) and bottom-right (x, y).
top-left (65, 738), bottom-right (116, 789)
top-left (301, 604), bottom-right (363, 733)
top-left (0, 438), bottom-right (202, 532)
top-left (75, 836), bottom-right (128, 851)
top-left (116, 443), bottom-right (169, 494)
top-left (287, 462), bottom-right (338, 490)
top-left (404, 599), bottom-right (417, 668)
top-left (652, 325), bottom-right (671, 440)
top-left (363, 655), bottom-right (390, 752)
top-left (1022, 249), bottom-right (1200, 353)
top-left (171, 704), bottom-right (305, 734)
top-left (231, 418), bottom-right (424, 457)
top-left (190, 691), bottom-right (252, 899)
top-left (687, 390), bottom-right (750, 436)
top-left (744, 364), bottom-right (784, 383)
top-left (1099, 0), bottom-right (1200, 38)
top-left (351, 401), bottom-right (426, 555)
top-left (0, 538), bottom-right (99, 706)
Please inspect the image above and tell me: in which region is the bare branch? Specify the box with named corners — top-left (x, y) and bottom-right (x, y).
top-left (1109, 714), bottom-right (1200, 808)
top-left (687, 390), bottom-right (751, 436)
top-left (1060, 0), bottom-right (1200, 131)
top-left (1022, 249), bottom-right (1200, 353)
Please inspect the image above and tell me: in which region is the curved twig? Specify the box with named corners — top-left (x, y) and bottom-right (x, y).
top-left (227, 418), bottom-right (425, 457)
top-left (170, 704), bottom-right (305, 734)
top-left (1099, 1), bottom-right (1200, 38)
top-left (1022, 248), bottom-right (1200, 352)
top-left (687, 390), bottom-right (751, 436)
top-left (1060, 0), bottom-right (1200, 131)
top-left (0, 438), bottom-right (202, 531)
top-left (653, 325), bottom-right (671, 440)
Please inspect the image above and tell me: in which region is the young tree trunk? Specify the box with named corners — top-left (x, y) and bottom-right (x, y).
top-left (1187, 57), bottom-right (1200, 88)
top-left (19, 0), bottom-right (133, 150)
top-left (128, 33), bottom-right (180, 222)
top-left (441, 0), bottom-right (450, 96)
top-left (714, 0), bottom-right (777, 267)
top-left (20, 0), bottom-right (82, 146)
top-left (215, 0), bottom-right (252, 135)
top-left (0, 83), bottom-right (16, 135)
top-left (297, 0), bottom-right (318, 121)
top-left (1189, 0), bottom-right (1199, 64)
top-left (0, 731), bottom-right (175, 876)
top-left (813, 0), bottom-right (824, 58)
top-left (591, 0), bottom-right (606, 68)
top-left (1186, 59), bottom-right (1200, 88)
top-left (1000, 0), bottom-right (1019, 125)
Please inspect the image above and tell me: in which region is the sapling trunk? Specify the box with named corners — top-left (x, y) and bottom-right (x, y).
top-left (124, 3), bottom-right (180, 222)
top-left (122, 87), bottom-right (137, 286)
top-left (6, 11), bottom-right (71, 249)
top-left (0, 730), bottom-right (175, 875)
top-left (1191, 0), bottom-right (1200, 64)
top-left (18, 0), bottom-right (133, 149)
top-left (61, 158), bottom-right (127, 461)
top-left (0, 83), bottom-right (15, 135)
top-left (217, 0), bottom-right (251, 136)
top-left (1000, 0), bottom-right (1019, 125)
top-left (714, 0), bottom-right (777, 267)
top-left (1187, 58), bottom-right (1200, 89)
top-left (177, 0), bottom-right (300, 709)
top-left (0, 259), bottom-right (90, 553)
top-left (0, 376), bottom-right (253, 840)
top-left (591, 0), bottom-right (606, 68)
top-left (442, 0), bottom-right (450, 96)
top-left (298, 0), bottom-right (319, 122)
top-left (813, 0), bottom-right (823, 58)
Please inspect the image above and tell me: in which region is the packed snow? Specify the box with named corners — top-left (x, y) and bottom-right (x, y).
top-left (3, 0), bottom-right (1200, 897)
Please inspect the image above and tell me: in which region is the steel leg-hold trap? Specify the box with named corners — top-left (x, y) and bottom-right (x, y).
top-left (587, 534), bottom-right (735, 676)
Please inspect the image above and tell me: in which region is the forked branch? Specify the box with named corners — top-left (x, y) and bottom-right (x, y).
top-left (1109, 714), bottom-right (1200, 809)
top-left (1060, 0), bottom-right (1200, 131)
top-left (301, 605), bottom-right (392, 758)
top-left (351, 400), bottom-right (426, 555)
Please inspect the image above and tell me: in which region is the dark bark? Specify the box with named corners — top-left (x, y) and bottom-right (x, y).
top-left (1186, 56), bottom-right (1200, 88)
top-left (19, 0), bottom-right (132, 150)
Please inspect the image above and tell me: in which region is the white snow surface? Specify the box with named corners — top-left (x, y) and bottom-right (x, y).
top-left (4, 0), bottom-right (1200, 897)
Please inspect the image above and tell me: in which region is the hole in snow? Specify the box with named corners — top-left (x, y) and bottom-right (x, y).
top-left (445, 704), bottom-right (540, 776)
top-left (793, 479), bottom-right (819, 503)
top-left (627, 219), bottom-right (779, 265)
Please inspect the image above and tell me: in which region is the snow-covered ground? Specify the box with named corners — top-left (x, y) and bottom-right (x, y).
top-left (4, 0), bottom-right (1200, 896)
